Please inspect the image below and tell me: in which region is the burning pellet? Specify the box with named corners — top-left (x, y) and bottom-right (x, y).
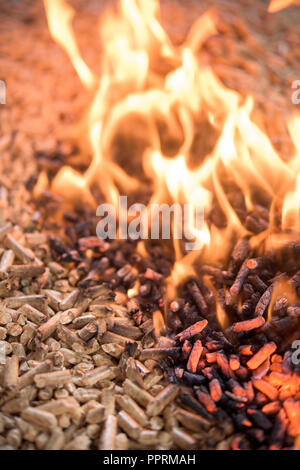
top-left (231, 238), bottom-right (250, 266)
top-left (187, 340), bottom-right (203, 373)
top-left (270, 409), bottom-right (288, 449)
top-left (34, 370), bottom-right (71, 388)
top-left (252, 359), bottom-right (270, 379)
top-left (181, 340), bottom-right (191, 361)
top-left (247, 409), bottom-right (272, 430)
top-left (273, 296), bottom-right (288, 316)
top-left (248, 274), bottom-right (267, 294)
top-left (209, 378), bottom-right (223, 402)
top-left (21, 407), bottom-right (57, 430)
top-left (171, 427), bottom-right (198, 450)
top-left (175, 320), bottom-right (208, 342)
top-left (287, 305), bottom-right (300, 317)
top-left (247, 342), bottom-right (277, 370)
top-left (3, 355), bottom-right (18, 388)
top-left (18, 359), bottom-right (52, 389)
top-left (206, 351), bottom-right (218, 363)
top-left (225, 391), bottom-right (247, 403)
top-left (123, 379), bottom-right (153, 408)
top-left (238, 344), bottom-right (255, 356)
top-left (283, 398), bottom-right (300, 437)
top-left (245, 381), bottom-right (255, 402)
top-left (99, 415), bottom-right (117, 450)
top-left (229, 355), bottom-right (240, 371)
top-left (115, 394), bottom-right (148, 427)
top-left (195, 387), bottom-right (217, 414)
top-left (232, 316), bottom-right (265, 333)
top-left (216, 352), bottom-right (234, 378)
top-left (235, 413), bottom-right (253, 429)
top-left (228, 379), bottom-right (247, 399)
top-left (262, 401), bottom-right (281, 415)
top-left (118, 410), bottom-right (141, 440)
top-left (146, 384), bottom-right (178, 417)
top-left (230, 260), bottom-right (250, 296)
top-left (187, 281), bottom-right (208, 316)
top-left (255, 285), bottom-right (273, 316)
top-left (246, 257), bottom-right (266, 271)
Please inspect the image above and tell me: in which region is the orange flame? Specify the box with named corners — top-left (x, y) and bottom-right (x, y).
top-left (268, 0), bottom-right (299, 12)
top-left (153, 309), bottom-right (165, 337)
top-left (43, 0), bottom-right (300, 307)
top-left (43, 0), bottom-right (96, 88)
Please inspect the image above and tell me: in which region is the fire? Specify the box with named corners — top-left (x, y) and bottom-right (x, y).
top-left (43, 0), bottom-right (96, 89)
top-left (268, 0), bottom-right (300, 12)
top-left (153, 309), bottom-right (165, 338)
top-left (43, 0), bottom-right (300, 310)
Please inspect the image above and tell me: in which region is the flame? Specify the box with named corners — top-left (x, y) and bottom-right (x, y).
top-left (268, 0), bottom-right (299, 12)
top-left (44, 0), bottom-right (300, 309)
top-left (43, 0), bottom-right (96, 88)
top-left (153, 309), bottom-right (165, 337)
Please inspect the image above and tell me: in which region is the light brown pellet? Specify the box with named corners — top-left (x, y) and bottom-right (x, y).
top-left (98, 415), bottom-right (117, 450)
top-left (115, 394), bottom-right (148, 427)
top-left (21, 407), bottom-right (58, 430)
top-left (146, 384), bottom-right (179, 417)
top-left (3, 355), bottom-right (19, 388)
top-left (118, 410), bottom-right (141, 440)
top-left (34, 370), bottom-right (71, 388)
